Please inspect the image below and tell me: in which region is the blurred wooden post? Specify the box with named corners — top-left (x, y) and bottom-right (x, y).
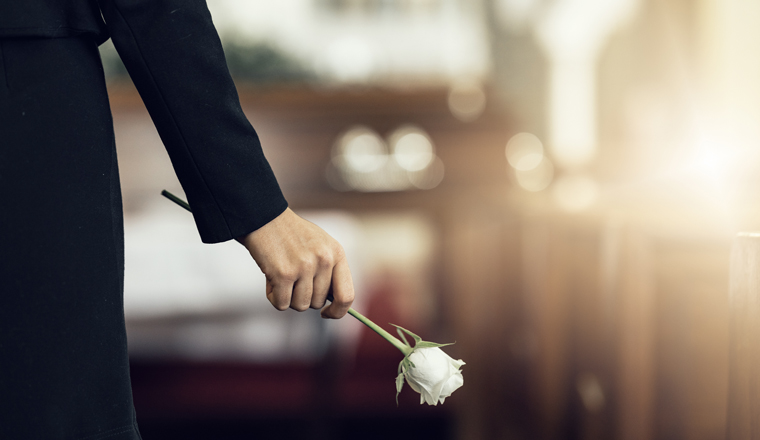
top-left (727, 233), bottom-right (760, 439)
top-left (522, 220), bottom-right (656, 440)
top-left (443, 206), bottom-right (524, 440)
top-left (612, 227), bottom-right (655, 440)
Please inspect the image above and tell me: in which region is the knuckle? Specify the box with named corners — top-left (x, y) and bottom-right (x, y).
top-left (311, 294), bottom-right (327, 307)
top-left (299, 257), bottom-right (316, 273)
top-left (273, 302), bottom-right (289, 311)
top-left (335, 297), bottom-right (353, 308)
top-left (333, 245), bottom-right (346, 261)
top-left (292, 303), bottom-right (310, 312)
top-left (315, 249), bottom-right (334, 267)
top-left (273, 267), bottom-right (298, 282)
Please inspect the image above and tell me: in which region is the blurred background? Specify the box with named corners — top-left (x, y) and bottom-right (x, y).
top-left (100, 0), bottom-right (760, 439)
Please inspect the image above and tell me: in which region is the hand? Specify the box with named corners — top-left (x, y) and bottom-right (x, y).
top-left (239, 208), bottom-right (354, 318)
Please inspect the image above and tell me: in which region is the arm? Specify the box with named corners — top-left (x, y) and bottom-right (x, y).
top-left (100, 0), bottom-right (354, 316)
top-left (98, 0), bottom-right (285, 243)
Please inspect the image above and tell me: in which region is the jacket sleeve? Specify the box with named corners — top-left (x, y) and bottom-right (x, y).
top-left (97, 0), bottom-right (288, 243)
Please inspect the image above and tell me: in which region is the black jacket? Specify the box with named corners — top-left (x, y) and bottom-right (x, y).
top-left (0, 0), bottom-right (107, 42)
top-left (0, 0), bottom-right (288, 243)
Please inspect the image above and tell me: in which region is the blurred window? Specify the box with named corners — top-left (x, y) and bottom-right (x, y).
top-left (316, 0), bottom-right (444, 16)
top-left (203, 0), bottom-right (489, 84)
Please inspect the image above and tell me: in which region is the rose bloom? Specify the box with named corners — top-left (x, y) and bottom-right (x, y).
top-left (398, 346), bottom-right (465, 405)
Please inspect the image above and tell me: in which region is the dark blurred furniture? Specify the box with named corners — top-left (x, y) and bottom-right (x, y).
top-left (130, 291), bottom-right (454, 440)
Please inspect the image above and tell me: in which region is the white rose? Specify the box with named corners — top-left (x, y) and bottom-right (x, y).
top-left (397, 346), bottom-right (465, 405)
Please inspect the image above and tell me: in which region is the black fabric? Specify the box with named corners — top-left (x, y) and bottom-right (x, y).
top-left (1, 0), bottom-right (289, 438)
top-left (0, 0), bottom-right (109, 44)
top-left (0, 36), bottom-right (140, 440)
top-left (98, 0), bottom-right (288, 243)
top-left (0, 0), bottom-right (108, 44)
top-left (0, 0), bottom-right (289, 243)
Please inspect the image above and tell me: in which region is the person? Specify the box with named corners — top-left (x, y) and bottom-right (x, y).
top-left (0, 1), bottom-right (355, 439)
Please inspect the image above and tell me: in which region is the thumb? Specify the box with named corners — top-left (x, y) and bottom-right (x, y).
top-left (265, 278), bottom-right (276, 307)
top-left (321, 258), bottom-right (354, 319)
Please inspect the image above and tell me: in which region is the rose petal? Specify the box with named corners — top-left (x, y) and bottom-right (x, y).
top-left (401, 346), bottom-right (465, 406)
top-left (405, 372), bottom-right (422, 394)
top-left (440, 370), bottom-right (464, 398)
top-left (422, 388), bottom-right (437, 405)
top-left (451, 358), bottom-right (465, 368)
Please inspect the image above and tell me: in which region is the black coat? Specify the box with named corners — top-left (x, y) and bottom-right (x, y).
top-left (0, 0), bottom-right (288, 243)
top-left (0, 2), bottom-right (287, 439)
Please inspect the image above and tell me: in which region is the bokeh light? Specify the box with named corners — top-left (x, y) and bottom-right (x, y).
top-left (576, 373), bottom-right (606, 414)
top-left (506, 132), bottom-right (545, 171)
top-left (514, 157), bottom-right (554, 192)
top-left (552, 173), bottom-right (599, 212)
top-left (329, 124), bottom-right (443, 192)
top-left (448, 80), bottom-right (487, 122)
top-left (333, 126), bottom-right (388, 173)
top-left (389, 125), bottom-right (435, 172)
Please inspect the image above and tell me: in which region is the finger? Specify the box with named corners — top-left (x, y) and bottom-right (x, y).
top-left (321, 258), bottom-right (354, 319)
top-left (267, 278), bottom-right (294, 311)
top-left (310, 270), bottom-right (331, 309)
top-left (290, 277), bottom-right (313, 312)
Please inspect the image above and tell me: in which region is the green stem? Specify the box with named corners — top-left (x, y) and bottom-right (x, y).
top-left (162, 190), bottom-right (192, 212)
top-left (347, 308), bottom-right (412, 356)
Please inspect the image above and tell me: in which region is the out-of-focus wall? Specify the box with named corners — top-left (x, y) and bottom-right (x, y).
top-left (103, 0), bottom-right (760, 438)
